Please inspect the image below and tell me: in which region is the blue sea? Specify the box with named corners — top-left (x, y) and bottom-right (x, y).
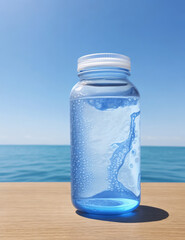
top-left (0, 145), bottom-right (184, 182)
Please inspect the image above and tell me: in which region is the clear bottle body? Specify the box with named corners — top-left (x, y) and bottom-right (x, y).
top-left (70, 68), bottom-right (140, 215)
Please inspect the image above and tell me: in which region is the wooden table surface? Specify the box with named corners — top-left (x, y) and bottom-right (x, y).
top-left (0, 182), bottom-right (185, 240)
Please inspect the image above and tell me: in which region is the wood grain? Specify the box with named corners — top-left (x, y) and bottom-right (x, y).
top-left (0, 183), bottom-right (184, 240)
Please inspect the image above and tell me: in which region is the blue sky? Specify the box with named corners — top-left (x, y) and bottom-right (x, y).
top-left (0, 0), bottom-right (185, 146)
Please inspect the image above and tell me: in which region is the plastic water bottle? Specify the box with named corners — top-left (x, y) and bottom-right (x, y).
top-left (70, 53), bottom-right (140, 215)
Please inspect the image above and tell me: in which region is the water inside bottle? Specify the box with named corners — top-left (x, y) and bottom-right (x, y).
top-left (71, 97), bottom-right (140, 214)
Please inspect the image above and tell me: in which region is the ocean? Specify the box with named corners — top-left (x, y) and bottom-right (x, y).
top-left (0, 145), bottom-right (184, 182)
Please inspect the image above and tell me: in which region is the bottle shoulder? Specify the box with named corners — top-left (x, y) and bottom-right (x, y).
top-left (70, 80), bottom-right (140, 100)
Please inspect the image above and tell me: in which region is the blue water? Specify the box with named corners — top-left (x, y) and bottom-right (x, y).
top-left (0, 145), bottom-right (70, 182)
top-left (0, 145), bottom-right (185, 182)
top-left (73, 198), bottom-right (139, 215)
top-left (70, 97), bottom-right (141, 214)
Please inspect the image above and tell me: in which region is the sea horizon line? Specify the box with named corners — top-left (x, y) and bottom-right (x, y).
top-left (0, 144), bottom-right (184, 148)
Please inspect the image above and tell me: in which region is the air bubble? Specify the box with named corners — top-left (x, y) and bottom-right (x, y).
top-left (132, 149), bottom-right (136, 156)
top-left (135, 158), bottom-right (139, 163)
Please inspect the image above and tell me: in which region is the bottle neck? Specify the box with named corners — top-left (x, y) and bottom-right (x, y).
top-left (78, 68), bottom-right (130, 85)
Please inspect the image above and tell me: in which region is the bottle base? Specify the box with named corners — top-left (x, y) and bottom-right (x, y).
top-left (73, 198), bottom-right (140, 215)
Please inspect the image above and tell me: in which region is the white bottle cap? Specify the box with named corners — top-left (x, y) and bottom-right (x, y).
top-left (77, 53), bottom-right (131, 72)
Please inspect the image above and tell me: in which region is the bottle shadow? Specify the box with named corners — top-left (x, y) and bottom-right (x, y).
top-left (76, 205), bottom-right (169, 223)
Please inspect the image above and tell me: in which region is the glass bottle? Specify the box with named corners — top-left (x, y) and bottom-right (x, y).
top-left (70, 53), bottom-right (140, 215)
